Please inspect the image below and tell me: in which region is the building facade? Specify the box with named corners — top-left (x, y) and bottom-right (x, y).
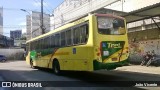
top-left (26, 11), bottom-right (50, 40)
top-left (0, 34), bottom-right (14, 48)
top-left (10, 30), bottom-right (22, 40)
top-left (0, 7), bottom-right (3, 35)
top-left (104, 0), bottom-right (160, 32)
top-left (51, 0), bottom-right (160, 31)
top-left (51, 0), bottom-right (120, 29)
top-left (26, 15), bottom-right (31, 40)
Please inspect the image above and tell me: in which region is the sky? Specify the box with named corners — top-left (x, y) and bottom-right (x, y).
top-left (0, 0), bottom-right (63, 37)
top-left (0, 0), bottom-right (159, 37)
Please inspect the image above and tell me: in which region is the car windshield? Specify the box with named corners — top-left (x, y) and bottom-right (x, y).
top-left (97, 16), bottom-right (126, 35)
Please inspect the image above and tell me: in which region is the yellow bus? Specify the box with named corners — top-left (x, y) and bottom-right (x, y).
top-left (26, 14), bottom-right (129, 75)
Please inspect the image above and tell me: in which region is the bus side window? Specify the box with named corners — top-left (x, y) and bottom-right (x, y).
top-left (73, 27), bottom-right (80, 45)
top-left (61, 32), bottom-right (66, 47)
top-left (31, 42), bottom-right (33, 50)
top-left (37, 40), bottom-right (40, 49)
top-left (48, 36), bottom-right (51, 48)
top-left (33, 42), bottom-right (34, 50)
top-left (86, 25), bottom-right (89, 42)
top-left (55, 34), bottom-right (60, 47)
top-left (51, 35), bottom-right (55, 48)
top-left (41, 39), bottom-right (43, 49)
top-left (79, 24), bottom-right (88, 44)
top-left (46, 37), bottom-right (50, 49)
top-left (35, 41), bottom-right (37, 50)
top-left (43, 38), bottom-right (46, 49)
top-left (66, 30), bottom-right (71, 46)
top-left (34, 41), bottom-right (36, 50)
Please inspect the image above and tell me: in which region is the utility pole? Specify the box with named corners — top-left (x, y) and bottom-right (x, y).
top-left (41, 0), bottom-right (45, 34)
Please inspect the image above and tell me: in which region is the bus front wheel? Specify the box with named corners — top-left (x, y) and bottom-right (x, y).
top-left (30, 59), bottom-right (35, 69)
top-left (52, 60), bottom-right (61, 75)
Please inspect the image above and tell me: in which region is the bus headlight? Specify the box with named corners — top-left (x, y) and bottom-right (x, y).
top-left (103, 51), bottom-right (109, 56)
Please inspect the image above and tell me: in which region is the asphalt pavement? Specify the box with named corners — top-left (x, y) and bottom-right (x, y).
top-left (0, 60), bottom-right (160, 90)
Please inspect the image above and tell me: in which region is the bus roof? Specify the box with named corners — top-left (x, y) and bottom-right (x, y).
top-left (26, 13), bottom-right (125, 44)
top-left (26, 14), bottom-right (90, 43)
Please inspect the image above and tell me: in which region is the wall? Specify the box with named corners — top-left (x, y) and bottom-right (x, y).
top-left (128, 28), bottom-right (160, 41)
top-left (52, 0), bottom-right (119, 29)
top-left (128, 28), bottom-right (160, 65)
top-left (0, 48), bottom-right (25, 60)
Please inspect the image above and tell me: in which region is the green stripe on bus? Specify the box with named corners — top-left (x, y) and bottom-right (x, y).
top-left (93, 59), bottom-right (129, 70)
top-left (30, 48), bottom-right (57, 60)
top-left (101, 41), bottom-right (125, 61)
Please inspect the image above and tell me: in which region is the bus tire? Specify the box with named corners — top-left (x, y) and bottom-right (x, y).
top-left (30, 59), bottom-right (35, 69)
top-left (52, 60), bottom-right (61, 75)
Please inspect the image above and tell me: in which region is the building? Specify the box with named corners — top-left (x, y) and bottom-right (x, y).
top-left (51, 0), bottom-right (120, 29)
top-left (26, 15), bottom-right (31, 40)
top-left (26, 11), bottom-right (50, 40)
top-left (10, 30), bottom-right (22, 40)
top-left (0, 34), bottom-right (14, 48)
top-left (0, 7), bottom-right (3, 35)
top-left (51, 0), bottom-right (160, 30)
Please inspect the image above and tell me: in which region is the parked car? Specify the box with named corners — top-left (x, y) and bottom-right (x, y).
top-left (0, 55), bottom-right (7, 62)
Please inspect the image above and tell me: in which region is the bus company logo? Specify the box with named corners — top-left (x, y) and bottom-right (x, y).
top-left (107, 43), bottom-right (122, 48)
top-left (2, 82), bottom-right (11, 87)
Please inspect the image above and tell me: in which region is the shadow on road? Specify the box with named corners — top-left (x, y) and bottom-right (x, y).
top-left (37, 67), bottom-right (160, 81)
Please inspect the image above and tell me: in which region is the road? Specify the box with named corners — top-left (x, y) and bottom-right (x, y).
top-left (0, 60), bottom-right (160, 90)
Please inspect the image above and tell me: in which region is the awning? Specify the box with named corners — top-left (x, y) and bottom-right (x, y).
top-left (123, 2), bottom-right (160, 23)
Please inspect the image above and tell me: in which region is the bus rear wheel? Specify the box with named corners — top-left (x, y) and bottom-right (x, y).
top-left (52, 60), bottom-right (61, 75)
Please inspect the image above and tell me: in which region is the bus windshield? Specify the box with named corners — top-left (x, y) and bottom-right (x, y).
top-left (97, 16), bottom-right (125, 35)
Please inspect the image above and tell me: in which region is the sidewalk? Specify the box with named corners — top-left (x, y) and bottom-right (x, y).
top-left (116, 65), bottom-right (160, 75)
